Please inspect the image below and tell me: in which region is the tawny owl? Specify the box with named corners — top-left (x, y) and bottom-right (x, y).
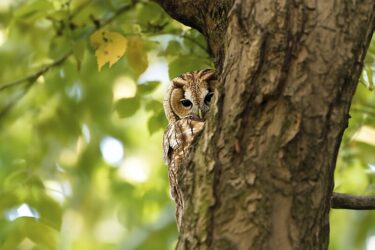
top-left (163, 69), bottom-right (216, 228)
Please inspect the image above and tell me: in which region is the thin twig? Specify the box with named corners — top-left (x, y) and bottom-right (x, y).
top-left (99, 3), bottom-right (135, 28)
top-left (0, 53), bottom-right (71, 120)
top-left (0, 2), bottom-right (135, 91)
top-left (331, 192), bottom-right (375, 210)
top-left (0, 81), bottom-right (34, 120)
top-left (0, 52), bottom-right (71, 92)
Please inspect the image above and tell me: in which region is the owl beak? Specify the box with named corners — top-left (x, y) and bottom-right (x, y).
top-left (189, 108), bottom-right (204, 121)
top-left (198, 109), bottom-right (203, 119)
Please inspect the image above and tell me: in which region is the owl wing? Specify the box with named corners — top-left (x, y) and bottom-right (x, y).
top-left (163, 123), bottom-right (175, 165)
top-left (163, 118), bottom-right (205, 228)
top-left (163, 119), bottom-right (205, 166)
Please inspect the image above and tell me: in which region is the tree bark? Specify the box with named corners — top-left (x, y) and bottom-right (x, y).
top-left (154, 0), bottom-right (375, 249)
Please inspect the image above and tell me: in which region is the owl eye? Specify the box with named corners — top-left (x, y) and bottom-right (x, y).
top-left (180, 99), bottom-right (192, 108)
top-left (204, 92), bottom-right (214, 105)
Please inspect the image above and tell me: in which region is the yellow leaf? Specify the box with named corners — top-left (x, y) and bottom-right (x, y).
top-left (90, 30), bottom-right (127, 71)
top-left (127, 36), bottom-right (148, 78)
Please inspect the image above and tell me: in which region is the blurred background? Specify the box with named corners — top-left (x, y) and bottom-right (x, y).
top-left (0, 0), bottom-right (373, 249)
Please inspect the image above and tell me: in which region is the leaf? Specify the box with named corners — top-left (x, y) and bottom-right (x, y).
top-left (366, 67), bottom-right (374, 90)
top-left (115, 97), bottom-right (141, 118)
top-left (168, 56), bottom-right (212, 79)
top-left (72, 26), bottom-right (94, 41)
top-left (26, 219), bottom-right (58, 249)
top-left (14, 0), bottom-right (53, 21)
top-left (147, 111), bottom-right (167, 135)
top-left (90, 30), bottom-right (127, 71)
top-left (164, 41), bottom-right (182, 56)
top-left (182, 29), bottom-right (208, 53)
top-left (21, 217), bottom-right (58, 249)
top-left (0, 217), bottom-right (58, 250)
top-left (136, 2), bottom-right (164, 26)
top-left (138, 81), bottom-right (160, 95)
top-left (145, 100), bottom-right (163, 113)
top-left (127, 36), bottom-right (148, 78)
top-left (72, 40), bottom-right (86, 71)
top-left (49, 37), bottom-right (71, 59)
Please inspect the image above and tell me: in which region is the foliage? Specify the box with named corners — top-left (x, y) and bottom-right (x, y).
top-left (330, 37), bottom-right (375, 250)
top-left (0, 0), bottom-right (212, 249)
top-left (90, 29), bottom-right (128, 71)
top-left (0, 0), bottom-right (373, 249)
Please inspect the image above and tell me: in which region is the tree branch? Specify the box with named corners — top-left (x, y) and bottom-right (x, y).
top-left (331, 192), bottom-right (375, 210)
top-left (0, 52), bottom-right (71, 120)
top-left (0, 2), bottom-right (135, 92)
top-left (0, 52), bottom-right (71, 92)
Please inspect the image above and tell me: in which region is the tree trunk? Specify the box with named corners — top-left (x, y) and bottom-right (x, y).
top-left (154, 0), bottom-right (375, 249)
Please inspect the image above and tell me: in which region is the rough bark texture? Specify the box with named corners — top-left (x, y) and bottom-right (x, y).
top-left (154, 0), bottom-right (375, 249)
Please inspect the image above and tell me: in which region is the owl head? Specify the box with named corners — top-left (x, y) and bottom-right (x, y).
top-left (164, 69), bottom-right (217, 123)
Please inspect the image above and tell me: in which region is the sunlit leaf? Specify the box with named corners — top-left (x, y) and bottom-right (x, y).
top-left (0, 217), bottom-right (58, 249)
top-left (90, 30), bottom-right (127, 71)
top-left (127, 36), bottom-right (148, 78)
top-left (164, 41), bottom-right (182, 56)
top-left (13, 0), bottom-right (54, 21)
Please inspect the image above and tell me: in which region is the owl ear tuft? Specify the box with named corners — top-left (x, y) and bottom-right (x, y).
top-left (172, 77), bottom-right (188, 87)
top-left (200, 69), bottom-right (216, 81)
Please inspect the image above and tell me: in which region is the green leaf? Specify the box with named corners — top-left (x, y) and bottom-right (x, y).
top-left (72, 40), bottom-right (86, 71)
top-left (136, 2), bottom-right (164, 26)
top-left (115, 97), bottom-right (141, 118)
top-left (182, 29), bottom-right (208, 52)
top-left (145, 100), bottom-right (163, 113)
top-left (128, 36), bottom-right (149, 78)
top-left (365, 67), bottom-right (374, 90)
top-left (138, 81), bottom-right (160, 95)
top-left (49, 10), bottom-right (68, 21)
top-left (72, 26), bottom-right (95, 41)
top-left (49, 37), bottom-right (71, 59)
top-left (0, 217), bottom-right (58, 249)
top-left (147, 111), bottom-right (167, 135)
top-left (26, 219), bottom-right (58, 249)
top-left (164, 41), bottom-right (182, 56)
top-left (13, 0), bottom-right (54, 21)
top-left (168, 56), bottom-right (212, 79)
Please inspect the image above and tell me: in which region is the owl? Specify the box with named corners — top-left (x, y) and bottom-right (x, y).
top-left (163, 69), bottom-right (216, 228)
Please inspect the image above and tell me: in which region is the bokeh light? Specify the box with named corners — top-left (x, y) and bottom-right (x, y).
top-left (100, 136), bottom-right (124, 165)
top-left (118, 156), bottom-right (151, 183)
